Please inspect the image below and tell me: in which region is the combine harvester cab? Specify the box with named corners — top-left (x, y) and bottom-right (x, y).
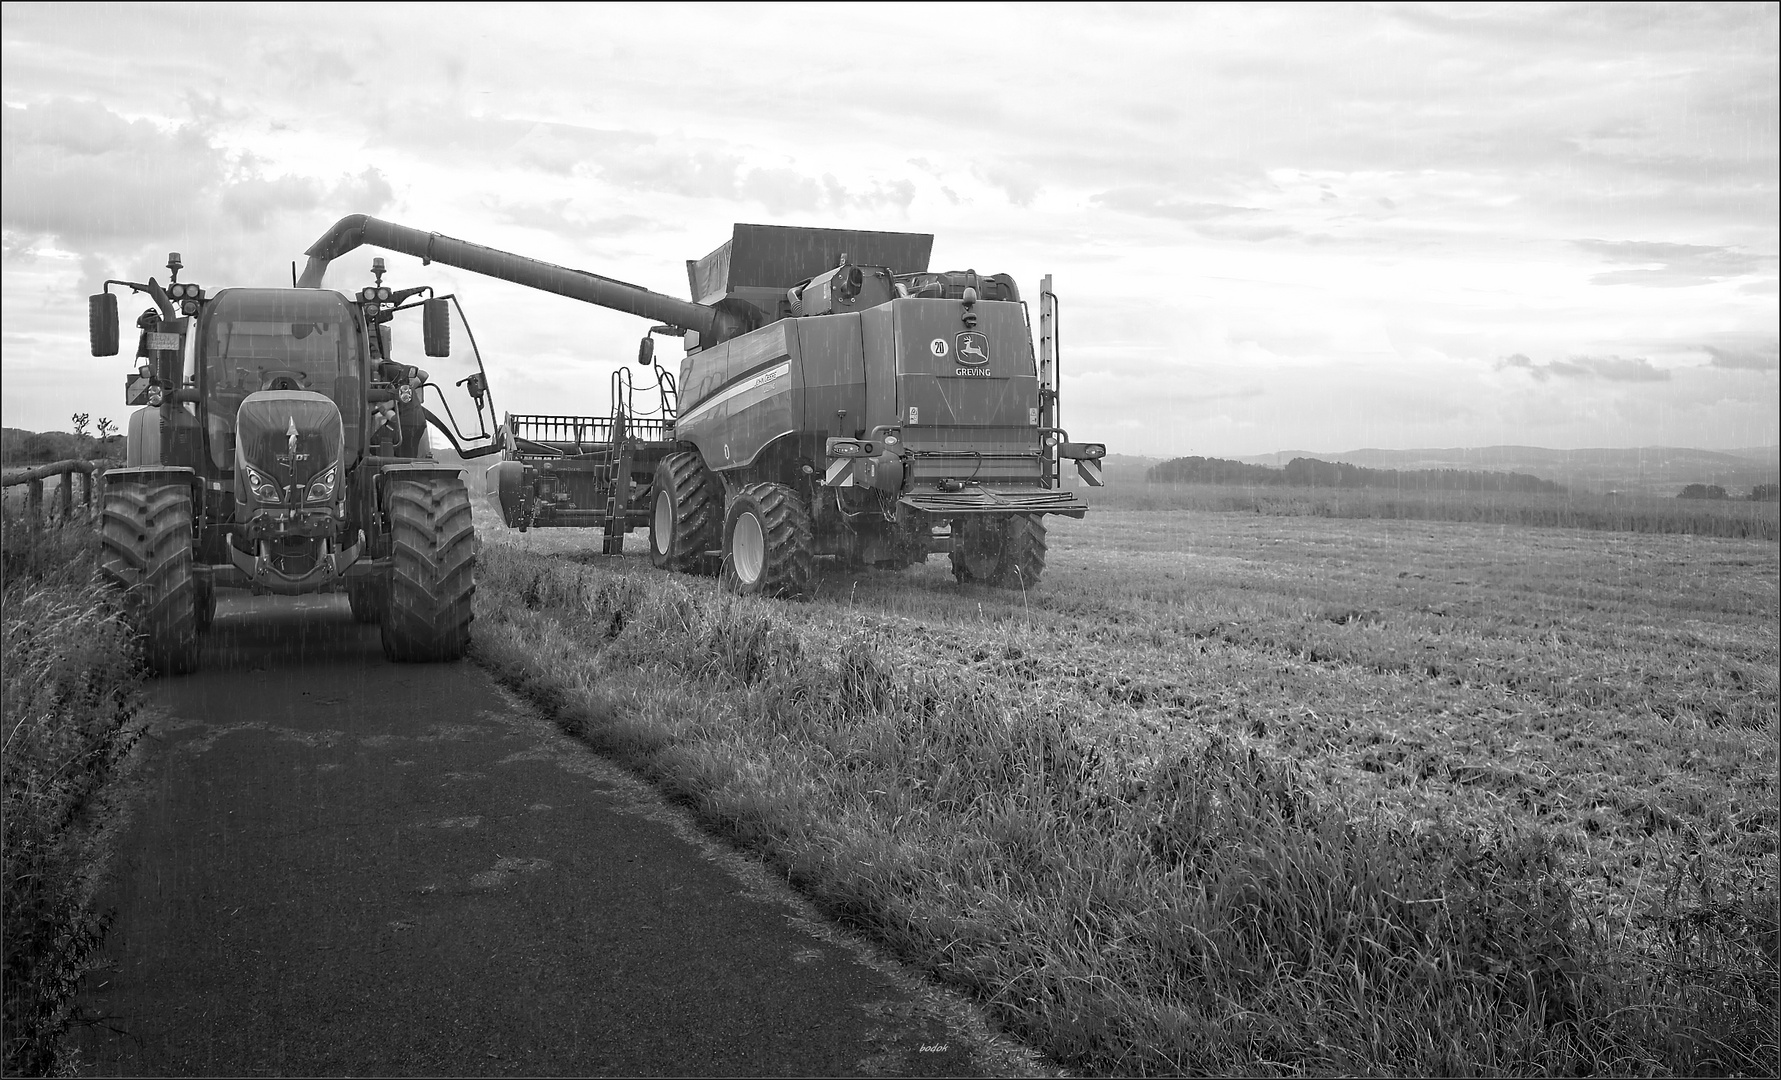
top-left (89, 254), bottom-right (503, 674)
top-left (295, 217), bottom-right (1106, 599)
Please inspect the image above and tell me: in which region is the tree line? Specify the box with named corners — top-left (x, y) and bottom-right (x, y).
top-left (1681, 483), bottom-right (1779, 502)
top-left (1144, 455), bottom-right (1566, 494)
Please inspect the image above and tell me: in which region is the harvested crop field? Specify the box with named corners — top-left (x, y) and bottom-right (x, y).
top-left (474, 501), bottom-right (1778, 1075)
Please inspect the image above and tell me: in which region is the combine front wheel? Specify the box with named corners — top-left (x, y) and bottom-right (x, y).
top-left (98, 482), bottom-right (200, 675)
top-left (950, 514), bottom-right (1047, 589)
top-left (380, 476), bottom-right (475, 662)
top-left (649, 452), bottom-right (722, 574)
top-left (721, 483), bottom-right (814, 598)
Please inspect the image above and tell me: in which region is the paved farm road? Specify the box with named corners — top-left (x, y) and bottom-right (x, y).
top-left (69, 591), bottom-right (1037, 1077)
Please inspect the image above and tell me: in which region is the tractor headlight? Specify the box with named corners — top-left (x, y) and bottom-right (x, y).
top-left (243, 466), bottom-right (280, 502)
top-left (305, 464), bottom-right (339, 503)
top-left (397, 384), bottom-right (413, 404)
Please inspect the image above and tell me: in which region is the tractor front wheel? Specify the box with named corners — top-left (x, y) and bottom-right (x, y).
top-left (649, 452), bottom-right (722, 574)
top-left (950, 514), bottom-right (1047, 589)
top-left (98, 482), bottom-right (200, 675)
top-left (380, 476), bottom-right (475, 662)
top-left (721, 483), bottom-right (814, 598)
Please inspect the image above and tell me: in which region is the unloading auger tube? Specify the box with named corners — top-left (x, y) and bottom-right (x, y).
top-left (298, 214), bottom-right (747, 343)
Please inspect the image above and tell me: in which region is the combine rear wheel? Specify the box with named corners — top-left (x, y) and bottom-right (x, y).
top-left (721, 483), bottom-right (814, 598)
top-left (649, 452), bottom-right (722, 574)
top-left (950, 514), bottom-right (1047, 588)
top-left (380, 476), bottom-right (475, 662)
top-left (98, 482), bottom-right (200, 676)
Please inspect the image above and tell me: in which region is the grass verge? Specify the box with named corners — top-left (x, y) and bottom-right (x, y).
top-left (2, 507), bottom-right (143, 1077)
top-left (473, 540), bottom-right (1777, 1076)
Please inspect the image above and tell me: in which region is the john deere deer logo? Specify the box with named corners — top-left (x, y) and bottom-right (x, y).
top-left (955, 332), bottom-right (990, 366)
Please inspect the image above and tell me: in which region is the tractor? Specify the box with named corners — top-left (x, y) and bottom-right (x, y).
top-left (297, 217), bottom-right (1106, 598)
top-left (89, 252), bottom-right (501, 674)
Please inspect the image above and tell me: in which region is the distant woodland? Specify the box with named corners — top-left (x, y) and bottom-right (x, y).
top-left (1, 427), bottom-right (125, 467)
top-left (1146, 456), bottom-right (1566, 494)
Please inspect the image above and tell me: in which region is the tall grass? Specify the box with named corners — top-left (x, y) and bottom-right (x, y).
top-left (475, 545), bottom-right (1777, 1076)
top-left (2, 508), bottom-right (142, 1077)
top-left (1086, 483), bottom-right (1781, 540)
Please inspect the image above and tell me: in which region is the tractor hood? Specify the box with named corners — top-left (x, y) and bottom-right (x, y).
top-left (235, 390), bottom-right (345, 508)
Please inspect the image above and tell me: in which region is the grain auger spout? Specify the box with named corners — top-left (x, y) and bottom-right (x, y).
top-left (297, 214), bottom-right (754, 344)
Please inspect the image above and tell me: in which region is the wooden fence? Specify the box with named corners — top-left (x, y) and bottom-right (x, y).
top-left (1, 459), bottom-right (104, 525)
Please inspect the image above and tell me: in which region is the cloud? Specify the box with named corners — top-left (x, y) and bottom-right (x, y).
top-left (1, 99), bottom-right (226, 251)
top-left (1573, 239), bottom-right (1770, 287)
top-left (1498, 353), bottom-right (1670, 382)
top-left (1092, 188), bottom-right (1260, 222)
top-left (1704, 342), bottom-right (1780, 371)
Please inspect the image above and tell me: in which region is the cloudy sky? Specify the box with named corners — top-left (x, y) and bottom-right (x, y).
top-left (4, 2), bottom-right (1776, 457)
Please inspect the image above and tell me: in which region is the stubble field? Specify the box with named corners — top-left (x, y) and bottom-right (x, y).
top-left (474, 499), bottom-right (1778, 1076)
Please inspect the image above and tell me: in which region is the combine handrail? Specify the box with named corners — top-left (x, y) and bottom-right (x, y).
top-left (298, 215), bottom-right (737, 341)
top-left (1, 458), bottom-right (104, 524)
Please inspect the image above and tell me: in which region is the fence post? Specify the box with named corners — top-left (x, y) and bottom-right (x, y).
top-left (59, 469), bottom-right (74, 522)
top-left (28, 478), bottom-right (43, 519)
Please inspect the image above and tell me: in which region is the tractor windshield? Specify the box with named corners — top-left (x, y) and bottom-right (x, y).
top-left (201, 289), bottom-right (364, 469)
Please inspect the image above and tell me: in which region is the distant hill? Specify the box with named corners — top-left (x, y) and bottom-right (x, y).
top-left (1232, 446), bottom-right (1779, 497)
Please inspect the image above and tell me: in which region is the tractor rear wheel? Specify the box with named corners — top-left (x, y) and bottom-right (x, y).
top-left (98, 482), bottom-right (200, 676)
top-left (721, 483), bottom-right (814, 598)
top-left (649, 452), bottom-right (722, 574)
top-left (347, 577), bottom-right (387, 624)
top-left (380, 476), bottom-right (475, 662)
top-left (950, 514), bottom-right (1047, 588)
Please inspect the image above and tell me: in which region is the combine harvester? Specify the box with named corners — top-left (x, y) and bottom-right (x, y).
top-left (298, 217), bottom-right (1105, 598)
top-left (89, 252), bottom-right (503, 673)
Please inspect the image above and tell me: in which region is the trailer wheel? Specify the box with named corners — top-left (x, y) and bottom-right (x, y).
top-left (98, 482), bottom-right (200, 676)
top-left (950, 514), bottom-right (1047, 589)
top-left (649, 452), bottom-right (722, 574)
top-left (721, 483), bottom-right (814, 599)
top-left (380, 476), bottom-right (475, 662)
top-left (347, 577), bottom-right (387, 624)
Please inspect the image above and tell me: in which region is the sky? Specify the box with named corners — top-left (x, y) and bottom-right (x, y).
top-left (3, 1), bottom-right (1776, 458)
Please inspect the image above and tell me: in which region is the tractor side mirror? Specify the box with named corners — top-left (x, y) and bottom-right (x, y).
top-left (89, 292), bottom-right (119, 356)
top-left (422, 297), bottom-right (451, 357)
top-left (637, 336), bottom-right (655, 366)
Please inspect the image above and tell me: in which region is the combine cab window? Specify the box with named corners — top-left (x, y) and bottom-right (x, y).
top-left (201, 289), bottom-right (364, 469)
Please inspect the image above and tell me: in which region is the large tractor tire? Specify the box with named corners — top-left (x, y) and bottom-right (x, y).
top-left (721, 483), bottom-right (814, 599)
top-left (98, 482), bottom-right (200, 676)
top-left (347, 577), bottom-right (387, 624)
top-left (950, 514), bottom-right (1047, 588)
top-left (649, 452), bottom-right (722, 574)
top-left (380, 476), bottom-right (475, 662)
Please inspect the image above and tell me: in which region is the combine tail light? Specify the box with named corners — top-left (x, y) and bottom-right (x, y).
top-left (825, 438), bottom-right (875, 458)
